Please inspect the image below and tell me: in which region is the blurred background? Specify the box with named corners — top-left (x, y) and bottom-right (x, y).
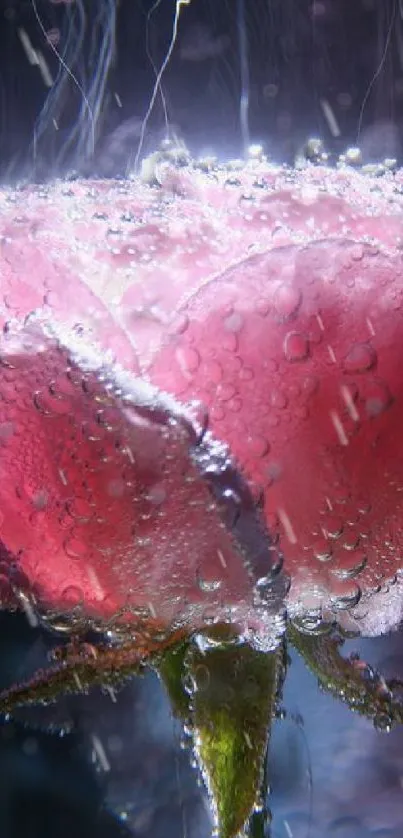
top-left (0, 1), bottom-right (403, 837)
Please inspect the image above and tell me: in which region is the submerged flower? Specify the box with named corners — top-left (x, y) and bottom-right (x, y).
top-left (1, 152), bottom-right (403, 836)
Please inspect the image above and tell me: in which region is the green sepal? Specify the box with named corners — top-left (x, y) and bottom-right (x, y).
top-left (288, 621), bottom-right (403, 730)
top-left (159, 632), bottom-right (285, 838)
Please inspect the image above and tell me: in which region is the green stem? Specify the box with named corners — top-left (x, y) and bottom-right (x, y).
top-left (0, 631), bottom-right (186, 715)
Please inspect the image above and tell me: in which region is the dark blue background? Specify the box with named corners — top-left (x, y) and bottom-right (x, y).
top-left (0, 2), bottom-right (402, 836)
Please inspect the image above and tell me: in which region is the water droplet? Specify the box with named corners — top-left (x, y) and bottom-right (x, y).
top-left (107, 478), bottom-right (126, 498)
top-left (270, 390), bottom-right (288, 409)
top-left (210, 404), bottom-right (225, 421)
top-left (188, 400), bottom-right (209, 442)
top-left (0, 421), bottom-right (14, 442)
top-left (66, 496), bottom-right (94, 521)
top-left (311, 537), bottom-right (333, 562)
top-left (175, 345), bottom-right (200, 377)
top-left (283, 331), bottom-right (309, 362)
top-left (362, 378), bottom-right (392, 417)
top-left (221, 331), bottom-right (238, 352)
top-left (300, 374), bottom-right (319, 399)
top-left (61, 585), bottom-right (84, 606)
top-left (273, 285), bottom-right (302, 320)
top-left (191, 664), bottom-right (210, 692)
top-left (217, 383), bottom-right (237, 402)
top-left (292, 613), bottom-right (332, 636)
top-left (202, 359), bottom-right (223, 384)
top-left (331, 547), bottom-right (367, 580)
top-left (168, 313), bottom-right (189, 336)
top-left (343, 342), bottom-right (377, 374)
top-left (374, 713), bottom-right (392, 732)
top-left (224, 311), bottom-right (243, 333)
top-left (239, 366), bottom-right (254, 381)
top-left (245, 434), bottom-right (270, 458)
top-left (341, 528), bottom-right (360, 551)
top-left (196, 558), bottom-right (223, 592)
top-left (320, 515), bottom-right (343, 539)
top-left (330, 579), bottom-right (361, 610)
top-left (255, 297), bottom-right (271, 316)
top-left (63, 534), bottom-right (88, 560)
top-left (145, 482), bottom-right (167, 505)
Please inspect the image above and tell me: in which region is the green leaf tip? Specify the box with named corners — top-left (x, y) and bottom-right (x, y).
top-left (159, 633), bottom-right (285, 838)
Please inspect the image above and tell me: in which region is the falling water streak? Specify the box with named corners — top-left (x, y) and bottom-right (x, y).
top-left (74, 0), bottom-right (116, 163)
top-left (237, 0), bottom-right (250, 155)
top-left (145, 0), bottom-right (172, 142)
top-left (133, 0), bottom-right (192, 174)
top-left (31, 0), bottom-right (96, 169)
top-left (356, 0), bottom-right (397, 144)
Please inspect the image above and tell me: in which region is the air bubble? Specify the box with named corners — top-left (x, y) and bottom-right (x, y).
top-left (341, 528), bottom-right (360, 551)
top-left (224, 311), bottom-right (243, 333)
top-left (239, 366), bottom-right (254, 381)
top-left (66, 496), bottom-right (94, 521)
top-left (330, 580), bottom-right (361, 610)
top-left (61, 585), bottom-right (84, 606)
top-left (0, 421), bottom-right (14, 442)
top-left (245, 434), bottom-right (270, 458)
top-left (363, 379), bottom-right (392, 417)
top-left (107, 478), bottom-right (126, 498)
top-left (188, 400), bottom-right (209, 442)
top-left (217, 383), bottom-right (237, 402)
top-left (202, 359), bottom-right (223, 384)
top-left (145, 483), bottom-right (167, 506)
top-left (331, 548), bottom-right (367, 580)
top-left (175, 345), bottom-right (200, 377)
top-left (343, 342), bottom-right (377, 374)
top-left (191, 664), bottom-right (211, 692)
top-left (320, 515), bottom-right (344, 540)
top-left (311, 537), bottom-right (333, 562)
top-left (270, 390), bottom-right (288, 409)
top-left (283, 331), bottom-right (309, 362)
top-left (255, 297), bottom-right (271, 316)
top-left (196, 572), bottom-right (223, 593)
top-left (221, 331), bottom-right (238, 352)
top-left (273, 285), bottom-right (302, 320)
top-left (168, 313), bottom-right (189, 336)
top-left (63, 534), bottom-right (88, 560)
top-left (292, 613), bottom-right (331, 636)
top-left (373, 713), bottom-right (392, 732)
top-left (299, 375), bottom-right (319, 399)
